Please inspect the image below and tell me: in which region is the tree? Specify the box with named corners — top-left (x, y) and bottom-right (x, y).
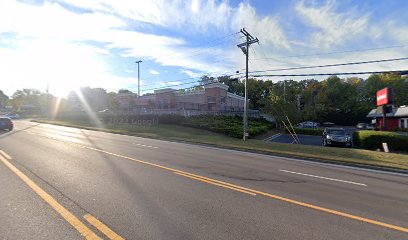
top-left (0, 90), bottom-right (9, 109)
top-left (10, 89), bottom-right (42, 112)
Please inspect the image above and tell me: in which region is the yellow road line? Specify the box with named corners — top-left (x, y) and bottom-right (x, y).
top-left (0, 154), bottom-right (101, 240)
top-left (84, 214), bottom-right (125, 240)
top-left (174, 172), bottom-right (256, 196)
top-left (30, 135), bottom-right (408, 233)
top-left (177, 171), bottom-right (259, 193)
top-left (0, 150), bottom-right (12, 160)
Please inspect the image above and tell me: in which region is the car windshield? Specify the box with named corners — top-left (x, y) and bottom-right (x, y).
top-left (328, 130), bottom-right (345, 135)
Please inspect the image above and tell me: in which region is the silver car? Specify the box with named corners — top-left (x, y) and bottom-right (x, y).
top-left (322, 128), bottom-right (352, 147)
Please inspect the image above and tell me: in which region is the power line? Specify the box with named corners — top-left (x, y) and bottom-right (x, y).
top-left (251, 44), bottom-right (408, 61)
top-left (248, 57), bottom-right (408, 74)
top-left (138, 32), bottom-right (240, 69)
top-left (252, 69), bottom-right (408, 78)
top-left (140, 55), bottom-right (238, 82)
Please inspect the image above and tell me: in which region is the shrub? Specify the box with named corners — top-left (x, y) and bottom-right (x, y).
top-left (353, 130), bottom-right (408, 152)
top-left (288, 127), bottom-right (323, 136)
top-left (180, 115), bottom-right (274, 138)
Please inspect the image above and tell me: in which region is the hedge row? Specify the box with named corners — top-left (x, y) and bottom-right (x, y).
top-left (287, 127), bottom-right (324, 136)
top-left (180, 115), bottom-right (274, 138)
top-left (353, 130), bottom-right (408, 152)
top-left (56, 112), bottom-right (274, 138)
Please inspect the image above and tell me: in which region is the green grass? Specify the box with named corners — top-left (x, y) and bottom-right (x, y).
top-left (32, 119), bottom-right (408, 171)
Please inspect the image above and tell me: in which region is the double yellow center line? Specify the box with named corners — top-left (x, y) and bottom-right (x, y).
top-left (5, 132), bottom-right (408, 235)
top-left (43, 139), bottom-right (408, 234)
top-left (0, 150), bottom-right (124, 240)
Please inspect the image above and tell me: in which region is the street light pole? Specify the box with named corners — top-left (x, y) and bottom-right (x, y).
top-left (135, 60), bottom-right (142, 98)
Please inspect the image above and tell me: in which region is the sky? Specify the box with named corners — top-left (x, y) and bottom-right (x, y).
top-left (1, 0), bottom-right (408, 97)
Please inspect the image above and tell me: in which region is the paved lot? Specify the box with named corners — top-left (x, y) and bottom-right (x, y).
top-left (266, 133), bottom-right (323, 146)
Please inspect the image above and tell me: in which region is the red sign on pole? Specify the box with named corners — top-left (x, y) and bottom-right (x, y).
top-left (376, 87), bottom-right (391, 106)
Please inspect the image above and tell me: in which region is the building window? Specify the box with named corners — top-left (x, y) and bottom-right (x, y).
top-left (220, 97), bottom-right (225, 103)
top-left (208, 103), bottom-right (216, 111)
top-left (207, 96), bottom-right (216, 103)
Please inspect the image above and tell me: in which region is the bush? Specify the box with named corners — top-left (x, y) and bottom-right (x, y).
top-left (353, 130), bottom-right (408, 152)
top-left (288, 127), bottom-right (323, 136)
top-left (393, 128), bottom-right (408, 133)
top-left (181, 115), bottom-right (274, 138)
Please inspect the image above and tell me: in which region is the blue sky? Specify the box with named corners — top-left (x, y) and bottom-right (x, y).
top-left (1, 0), bottom-right (408, 97)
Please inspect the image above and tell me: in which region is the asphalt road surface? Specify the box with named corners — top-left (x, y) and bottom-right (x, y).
top-left (0, 120), bottom-right (407, 240)
top-left (266, 133), bottom-right (323, 146)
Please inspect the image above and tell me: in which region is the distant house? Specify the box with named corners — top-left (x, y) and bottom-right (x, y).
top-left (367, 105), bottom-right (408, 130)
top-left (118, 82), bottom-right (245, 113)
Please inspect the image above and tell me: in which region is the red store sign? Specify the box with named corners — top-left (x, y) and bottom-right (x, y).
top-left (376, 87), bottom-right (392, 106)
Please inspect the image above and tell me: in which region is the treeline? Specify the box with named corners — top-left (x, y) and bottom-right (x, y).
top-left (1, 73), bottom-right (407, 125)
top-left (0, 87), bottom-right (119, 116)
top-left (202, 73), bottom-right (408, 125)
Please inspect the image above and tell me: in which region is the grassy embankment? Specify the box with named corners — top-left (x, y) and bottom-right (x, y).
top-left (32, 118), bottom-right (408, 171)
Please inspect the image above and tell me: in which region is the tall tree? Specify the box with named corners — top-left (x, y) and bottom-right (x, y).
top-left (0, 90), bottom-right (9, 109)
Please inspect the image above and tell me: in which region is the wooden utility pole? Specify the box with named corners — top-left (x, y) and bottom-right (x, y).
top-left (237, 28), bottom-right (259, 141)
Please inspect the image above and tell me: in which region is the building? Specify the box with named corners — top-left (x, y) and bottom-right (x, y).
top-left (116, 89), bottom-right (137, 112)
top-left (119, 82), bottom-right (245, 113)
top-left (367, 105), bottom-right (408, 130)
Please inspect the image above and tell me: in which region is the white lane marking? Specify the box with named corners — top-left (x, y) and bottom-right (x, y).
top-left (133, 142), bottom-right (158, 149)
top-left (263, 133), bottom-right (282, 141)
top-left (280, 169), bottom-right (367, 186)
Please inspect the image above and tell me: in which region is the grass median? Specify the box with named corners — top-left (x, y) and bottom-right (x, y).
top-left (32, 119), bottom-right (408, 172)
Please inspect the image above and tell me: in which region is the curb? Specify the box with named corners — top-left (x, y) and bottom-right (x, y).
top-left (31, 120), bottom-right (408, 175)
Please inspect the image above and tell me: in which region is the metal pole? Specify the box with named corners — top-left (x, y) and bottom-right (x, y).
top-left (46, 83), bottom-right (49, 119)
top-left (136, 60), bottom-right (142, 98)
top-left (383, 105), bottom-right (386, 131)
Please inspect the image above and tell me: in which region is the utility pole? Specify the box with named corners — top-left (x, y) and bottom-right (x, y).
top-left (135, 60), bottom-right (142, 98)
top-left (46, 83), bottom-right (49, 119)
top-left (237, 28), bottom-right (259, 141)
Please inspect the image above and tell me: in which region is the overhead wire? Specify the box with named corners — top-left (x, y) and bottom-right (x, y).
top-left (137, 32), bottom-right (240, 70)
top-left (251, 69), bottom-right (408, 78)
top-left (248, 57), bottom-right (408, 74)
top-left (251, 44), bottom-right (408, 61)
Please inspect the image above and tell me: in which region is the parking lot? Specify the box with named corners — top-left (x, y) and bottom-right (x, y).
top-left (264, 127), bottom-right (356, 147)
top-left (265, 133), bottom-right (323, 146)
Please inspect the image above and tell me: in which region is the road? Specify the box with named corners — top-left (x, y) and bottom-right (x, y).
top-left (0, 120), bottom-right (407, 239)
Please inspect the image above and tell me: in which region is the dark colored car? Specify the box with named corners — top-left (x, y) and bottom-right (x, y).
top-left (0, 117), bottom-right (13, 131)
top-left (322, 128), bottom-right (352, 147)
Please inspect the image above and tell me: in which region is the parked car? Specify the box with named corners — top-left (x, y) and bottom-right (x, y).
top-left (322, 128), bottom-right (352, 147)
top-left (356, 123), bottom-right (374, 130)
top-left (298, 121), bottom-right (320, 129)
top-left (0, 117), bottom-right (13, 131)
top-left (4, 113), bottom-right (20, 119)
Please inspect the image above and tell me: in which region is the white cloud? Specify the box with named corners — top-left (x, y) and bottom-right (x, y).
top-left (180, 69), bottom-right (201, 78)
top-left (149, 69), bottom-right (160, 75)
top-left (231, 3), bottom-right (290, 49)
top-left (295, 0), bottom-right (371, 49)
